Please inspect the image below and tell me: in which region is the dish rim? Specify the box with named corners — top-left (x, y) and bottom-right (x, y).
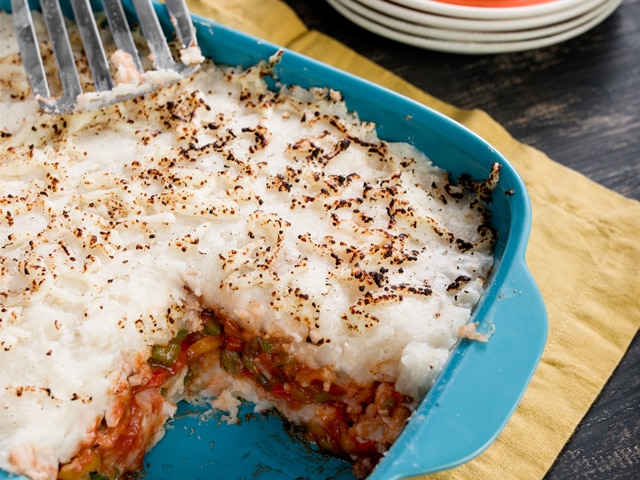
top-left (387, 0), bottom-right (590, 19)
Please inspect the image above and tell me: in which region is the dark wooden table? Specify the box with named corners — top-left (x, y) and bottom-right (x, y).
top-left (283, 1), bottom-right (640, 478)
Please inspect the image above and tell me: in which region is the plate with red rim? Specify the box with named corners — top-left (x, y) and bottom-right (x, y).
top-left (385, 0), bottom-right (601, 19)
top-left (431, 0), bottom-right (564, 8)
top-left (328, 0), bottom-right (622, 54)
top-left (356, 0), bottom-right (610, 31)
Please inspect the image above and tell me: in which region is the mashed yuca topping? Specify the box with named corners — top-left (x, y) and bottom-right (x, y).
top-left (0, 11), bottom-right (497, 480)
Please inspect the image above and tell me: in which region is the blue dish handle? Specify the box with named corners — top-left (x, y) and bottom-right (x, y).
top-left (369, 257), bottom-right (547, 479)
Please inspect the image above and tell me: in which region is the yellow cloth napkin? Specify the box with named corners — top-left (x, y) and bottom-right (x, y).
top-left (187, 1), bottom-right (640, 478)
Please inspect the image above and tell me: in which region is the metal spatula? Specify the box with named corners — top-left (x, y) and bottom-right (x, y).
top-left (10, 0), bottom-right (202, 114)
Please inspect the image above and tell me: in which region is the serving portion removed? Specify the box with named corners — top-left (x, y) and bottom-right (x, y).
top-left (0, 2), bottom-right (547, 479)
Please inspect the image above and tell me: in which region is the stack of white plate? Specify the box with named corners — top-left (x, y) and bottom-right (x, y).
top-left (326, 0), bottom-right (623, 54)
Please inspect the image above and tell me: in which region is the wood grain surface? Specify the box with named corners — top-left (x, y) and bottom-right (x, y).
top-left (282, 1), bottom-right (640, 478)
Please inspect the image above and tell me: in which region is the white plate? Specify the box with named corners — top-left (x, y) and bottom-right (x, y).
top-left (327, 0), bottom-right (622, 54)
top-left (390, 0), bottom-right (591, 20)
top-left (355, 0), bottom-right (608, 32)
top-left (338, 0), bottom-right (615, 43)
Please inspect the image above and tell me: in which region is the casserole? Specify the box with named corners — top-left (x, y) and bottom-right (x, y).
top-left (0, 1), bottom-right (547, 478)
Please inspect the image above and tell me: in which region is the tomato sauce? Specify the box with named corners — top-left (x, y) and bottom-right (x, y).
top-left (57, 310), bottom-right (411, 479)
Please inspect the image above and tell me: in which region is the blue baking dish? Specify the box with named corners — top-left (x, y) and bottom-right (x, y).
top-left (0, 1), bottom-right (547, 479)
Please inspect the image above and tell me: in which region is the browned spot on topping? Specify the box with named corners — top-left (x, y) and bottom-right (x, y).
top-left (447, 275), bottom-right (471, 291)
top-left (456, 239), bottom-right (474, 252)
